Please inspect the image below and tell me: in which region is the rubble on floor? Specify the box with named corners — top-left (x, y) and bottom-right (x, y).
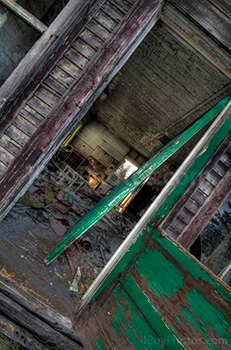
top-left (10, 162), bottom-right (135, 307)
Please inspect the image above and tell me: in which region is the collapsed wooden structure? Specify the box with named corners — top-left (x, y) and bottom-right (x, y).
top-left (0, 0), bottom-right (231, 348)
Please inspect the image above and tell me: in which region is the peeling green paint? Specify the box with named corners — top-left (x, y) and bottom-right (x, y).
top-left (82, 99), bottom-right (231, 349)
top-left (91, 101), bottom-right (231, 303)
top-left (107, 286), bottom-right (165, 349)
top-left (134, 248), bottom-right (185, 300)
top-left (180, 287), bottom-right (231, 349)
top-left (45, 96), bottom-right (231, 264)
top-left (151, 231), bottom-right (231, 306)
top-left (123, 273), bottom-right (184, 350)
top-left (96, 339), bottom-right (104, 350)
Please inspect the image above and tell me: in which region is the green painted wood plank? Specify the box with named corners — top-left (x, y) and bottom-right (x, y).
top-left (45, 96), bottom-right (231, 264)
top-left (90, 112), bottom-right (231, 302)
top-left (122, 273), bottom-right (184, 349)
top-left (96, 284), bottom-right (166, 349)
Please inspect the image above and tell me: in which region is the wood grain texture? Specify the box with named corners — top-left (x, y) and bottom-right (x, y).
top-left (170, 0), bottom-right (231, 50)
top-left (0, 0), bottom-right (105, 131)
top-left (0, 0), bottom-right (47, 33)
top-left (162, 4), bottom-right (231, 78)
top-left (177, 167), bottom-right (231, 249)
top-left (0, 0), bottom-right (163, 220)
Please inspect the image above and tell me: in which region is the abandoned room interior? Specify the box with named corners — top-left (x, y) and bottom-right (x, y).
top-left (0, 0), bottom-right (231, 349)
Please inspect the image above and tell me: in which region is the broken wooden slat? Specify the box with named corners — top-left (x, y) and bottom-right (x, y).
top-left (45, 97), bottom-right (231, 264)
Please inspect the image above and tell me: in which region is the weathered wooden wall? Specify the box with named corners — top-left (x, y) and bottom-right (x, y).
top-left (94, 19), bottom-right (231, 161)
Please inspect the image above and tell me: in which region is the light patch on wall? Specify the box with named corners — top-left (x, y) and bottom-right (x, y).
top-left (115, 158), bottom-right (138, 180)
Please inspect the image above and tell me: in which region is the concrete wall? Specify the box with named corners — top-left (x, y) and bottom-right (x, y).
top-left (72, 120), bottom-right (130, 168)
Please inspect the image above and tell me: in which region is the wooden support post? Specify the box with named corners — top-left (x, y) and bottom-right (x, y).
top-left (44, 96), bottom-right (231, 265)
top-left (0, 0), bottom-right (47, 33)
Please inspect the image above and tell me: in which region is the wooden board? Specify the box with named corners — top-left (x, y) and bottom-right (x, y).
top-left (170, 0), bottom-right (231, 50)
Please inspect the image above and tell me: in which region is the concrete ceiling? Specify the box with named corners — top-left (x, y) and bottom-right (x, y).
top-left (94, 20), bottom-right (231, 160)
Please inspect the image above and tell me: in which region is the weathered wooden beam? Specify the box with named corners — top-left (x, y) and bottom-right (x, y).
top-left (0, 290), bottom-right (82, 349)
top-left (161, 4), bottom-right (231, 78)
top-left (45, 97), bottom-right (231, 265)
top-left (177, 167), bottom-right (231, 250)
top-left (0, 0), bottom-right (103, 125)
top-left (0, 0), bottom-right (47, 33)
top-left (0, 0), bottom-right (163, 219)
top-left (170, 0), bottom-right (231, 51)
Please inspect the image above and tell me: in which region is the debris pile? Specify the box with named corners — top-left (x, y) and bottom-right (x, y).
top-left (14, 163), bottom-right (135, 306)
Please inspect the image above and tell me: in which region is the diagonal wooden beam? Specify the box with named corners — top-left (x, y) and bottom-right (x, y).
top-left (44, 96), bottom-right (231, 264)
top-left (0, 0), bottom-right (47, 33)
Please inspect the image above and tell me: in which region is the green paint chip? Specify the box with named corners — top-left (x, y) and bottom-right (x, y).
top-left (135, 248), bottom-right (185, 300)
top-left (96, 339), bottom-right (104, 350)
top-left (180, 287), bottom-right (231, 348)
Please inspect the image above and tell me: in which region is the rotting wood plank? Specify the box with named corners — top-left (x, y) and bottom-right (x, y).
top-left (65, 49), bottom-right (90, 70)
top-left (49, 66), bottom-right (75, 88)
top-left (0, 314), bottom-right (53, 350)
top-left (13, 115), bottom-right (37, 137)
top-left (43, 77), bottom-right (67, 97)
top-left (19, 109), bottom-right (44, 127)
top-left (161, 4), bottom-right (231, 78)
top-left (86, 19), bottom-right (111, 41)
top-left (94, 10), bottom-right (118, 32)
top-left (79, 29), bottom-right (104, 50)
top-left (57, 57), bottom-right (82, 79)
top-left (170, 0), bottom-right (231, 50)
top-left (0, 291), bottom-right (82, 350)
top-left (101, 2), bottom-right (125, 22)
top-left (5, 125), bottom-right (29, 147)
top-left (0, 134), bottom-right (21, 156)
top-left (27, 96), bottom-right (52, 117)
top-left (109, 0), bottom-right (132, 13)
top-left (72, 38), bottom-right (96, 60)
top-left (34, 87), bottom-right (60, 108)
top-left (0, 0), bottom-right (164, 221)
